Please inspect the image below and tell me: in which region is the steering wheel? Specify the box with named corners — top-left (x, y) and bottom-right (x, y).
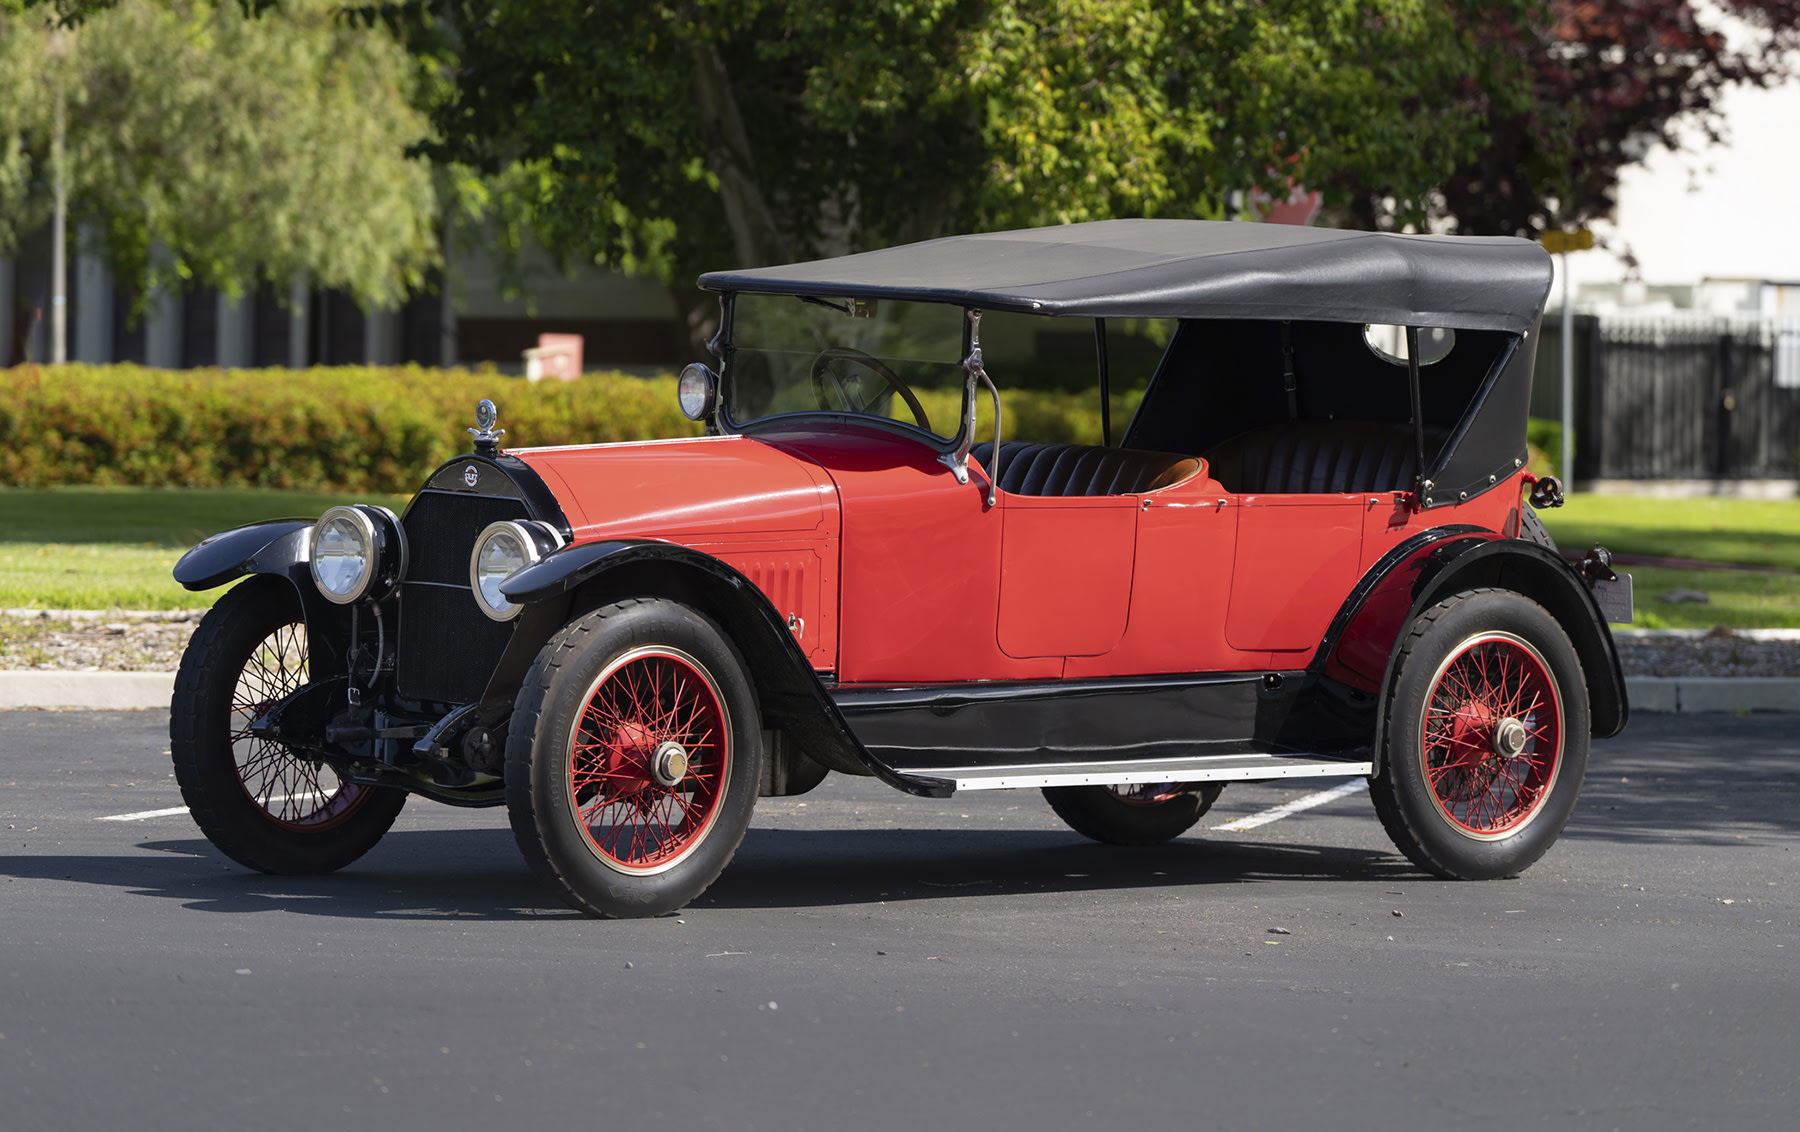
top-left (809, 347), bottom-right (932, 432)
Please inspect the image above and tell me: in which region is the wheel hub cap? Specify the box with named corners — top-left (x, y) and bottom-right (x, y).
top-left (1492, 717), bottom-right (1528, 758)
top-left (1445, 700), bottom-right (1497, 769)
top-left (651, 741), bottom-right (689, 787)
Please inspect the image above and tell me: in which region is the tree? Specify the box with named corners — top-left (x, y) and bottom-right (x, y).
top-left (0, 0), bottom-right (439, 309)
top-left (1431, 0), bottom-right (1800, 237)
top-left (422, 0), bottom-right (1538, 318)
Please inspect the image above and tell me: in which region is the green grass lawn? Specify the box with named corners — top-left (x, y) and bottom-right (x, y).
top-left (1539, 495), bottom-right (1800, 629)
top-left (0, 487), bottom-right (405, 611)
top-left (1588, 565), bottom-right (1800, 629)
top-left (1537, 495), bottom-right (1800, 571)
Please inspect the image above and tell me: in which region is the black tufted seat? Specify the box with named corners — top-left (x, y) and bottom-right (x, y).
top-left (1202, 421), bottom-right (1439, 495)
top-left (970, 442), bottom-right (1202, 497)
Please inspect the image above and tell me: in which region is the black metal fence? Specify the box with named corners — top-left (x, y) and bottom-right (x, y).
top-left (1536, 315), bottom-right (1800, 482)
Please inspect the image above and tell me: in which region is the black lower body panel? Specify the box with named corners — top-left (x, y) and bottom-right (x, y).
top-left (832, 673), bottom-right (1270, 771)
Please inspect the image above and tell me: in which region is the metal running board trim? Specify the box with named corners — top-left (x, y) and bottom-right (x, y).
top-left (905, 753), bottom-right (1374, 793)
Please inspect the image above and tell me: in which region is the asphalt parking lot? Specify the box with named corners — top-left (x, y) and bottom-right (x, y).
top-left (1, 710), bottom-right (1795, 1130)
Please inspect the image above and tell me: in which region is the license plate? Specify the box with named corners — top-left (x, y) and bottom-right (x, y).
top-left (1593, 573), bottom-right (1633, 625)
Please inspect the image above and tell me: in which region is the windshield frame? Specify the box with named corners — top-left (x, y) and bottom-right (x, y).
top-left (712, 291), bottom-right (975, 453)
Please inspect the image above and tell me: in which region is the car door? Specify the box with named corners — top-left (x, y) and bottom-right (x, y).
top-left (1223, 493), bottom-right (1366, 653)
top-left (995, 494), bottom-right (1138, 660)
top-left (1061, 471), bottom-right (1242, 680)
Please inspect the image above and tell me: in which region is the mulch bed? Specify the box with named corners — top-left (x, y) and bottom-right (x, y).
top-left (1612, 633), bottom-right (1800, 678)
top-left (0, 611), bottom-right (202, 673)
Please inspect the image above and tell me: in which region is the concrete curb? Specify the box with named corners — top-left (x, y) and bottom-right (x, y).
top-left (1623, 676), bottom-right (1800, 713)
top-left (1615, 628), bottom-right (1800, 641)
top-left (5, 670), bottom-right (1800, 714)
top-left (0, 671), bottom-right (175, 710)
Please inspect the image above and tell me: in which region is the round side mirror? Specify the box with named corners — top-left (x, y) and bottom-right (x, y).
top-left (1364, 324), bottom-right (1455, 366)
top-left (678, 363), bottom-right (719, 421)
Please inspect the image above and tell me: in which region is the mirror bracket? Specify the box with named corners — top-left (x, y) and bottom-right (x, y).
top-left (943, 308), bottom-right (999, 497)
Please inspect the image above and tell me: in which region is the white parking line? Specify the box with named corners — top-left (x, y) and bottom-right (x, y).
top-left (98, 789), bottom-right (323, 822)
top-left (1212, 778), bottom-right (1368, 831)
top-left (98, 806), bottom-right (190, 822)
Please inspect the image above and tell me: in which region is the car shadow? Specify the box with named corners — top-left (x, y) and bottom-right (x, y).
top-left (0, 829), bottom-right (574, 920)
top-left (704, 827), bottom-right (1411, 910)
top-left (0, 825), bottom-right (1411, 921)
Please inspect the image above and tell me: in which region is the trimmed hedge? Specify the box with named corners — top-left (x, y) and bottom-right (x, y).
top-left (1526, 417), bottom-right (1563, 478)
top-left (0, 364), bottom-right (1135, 493)
top-left (0, 364), bottom-right (703, 493)
top-left (913, 385), bottom-right (1132, 449)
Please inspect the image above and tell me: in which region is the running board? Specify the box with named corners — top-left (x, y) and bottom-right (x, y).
top-left (903, 753), bottom-right (1373, 793)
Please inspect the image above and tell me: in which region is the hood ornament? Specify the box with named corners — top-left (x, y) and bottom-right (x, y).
top-left (469, 399), bottom-right (505, 457)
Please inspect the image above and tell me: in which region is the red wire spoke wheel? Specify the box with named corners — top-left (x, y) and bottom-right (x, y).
top-left (566, 646), bottom-right (731, 875)
top-left (228, 621), bottom-right (372, 832)
top-left (170, 578), bottom-right (405, 875)
top-left (1419, 632), bottom-right (1563, 839)
top-left (508, 599), bottom-right (763, 918)
top-left (1371, 588), bottom-right (1590, 881)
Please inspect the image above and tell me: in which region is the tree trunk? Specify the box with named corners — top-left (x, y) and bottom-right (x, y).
top-left (667, 283), bottom-right (721, 361)
top-left (690, 41), bottom-right (788, 269)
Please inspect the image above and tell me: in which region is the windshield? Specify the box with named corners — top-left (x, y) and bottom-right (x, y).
top-left (724, 294), bottom-right (968, 442)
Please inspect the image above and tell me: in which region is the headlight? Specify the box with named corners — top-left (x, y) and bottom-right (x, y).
top-left (310, 505), bottom-right (406, 605)
top-left (470, 520), bottom-right (563, 621)
top-left (677, 362), bottom-right (718, 421)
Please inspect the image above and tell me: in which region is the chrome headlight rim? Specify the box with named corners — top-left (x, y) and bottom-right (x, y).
top-left (470, 519), bottom-right (563, 622)
top-left (677, 362), bottom-right (718, 421)
top-left (311, 506), bottom-right (377, 605)
top-left (308, 505), bottom-right (407, 606)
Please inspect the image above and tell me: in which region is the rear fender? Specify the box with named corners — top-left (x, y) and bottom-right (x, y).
top-left (173, 520), bottom-right (350, 681)
top-left (499, 541), bottom-right (946, 797)
top-left (1317, 530), bottom-right (1628, 775)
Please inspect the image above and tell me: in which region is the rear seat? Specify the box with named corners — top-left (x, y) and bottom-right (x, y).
top-left (1202, 421), bottom-right (1438, 495)
top-left (971, 442), bottom-right (1202, 497)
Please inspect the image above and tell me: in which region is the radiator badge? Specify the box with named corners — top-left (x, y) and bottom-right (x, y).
top-left (464, 465), bottom-right (480, 488)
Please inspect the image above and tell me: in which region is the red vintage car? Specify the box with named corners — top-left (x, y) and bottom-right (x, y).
top-left (170, 220), bottom-right (1630, 918)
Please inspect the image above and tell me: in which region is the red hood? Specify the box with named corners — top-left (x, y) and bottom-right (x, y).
top-left (511, 436), bottom-right (837, 544)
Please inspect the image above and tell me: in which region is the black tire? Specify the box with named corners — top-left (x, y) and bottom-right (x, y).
top-left (1370, 588), bottom-right (1589, 880)
top-left (1043, 783), bottom-right (1224, 846)
top-left (169, 578), bottom-right (406, 874)
top-left (505, 599), bottom-right (762, 918)
top-left (1521, 506), bottom-right (1557, 549)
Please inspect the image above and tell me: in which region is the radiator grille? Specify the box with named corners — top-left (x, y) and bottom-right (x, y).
top-left (397, 490), bottom-right (530, 703)
top-left (405, 491), bottom-right (531, 584)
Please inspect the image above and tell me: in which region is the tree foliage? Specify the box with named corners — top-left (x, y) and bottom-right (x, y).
top-left (1434, 0), bottom-right (1800, 236)
top-left (0, 0), bottom-right (438, 308)
top-left (14, 0), bottom-right (1791, 309)
top-left (424, 0), bottom-right (1538, 297)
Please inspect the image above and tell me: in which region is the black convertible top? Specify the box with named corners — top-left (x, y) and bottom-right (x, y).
top-left (699, 219), bottom-right (1553, 335)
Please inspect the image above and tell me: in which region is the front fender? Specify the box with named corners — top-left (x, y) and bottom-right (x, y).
top-left (498, 539), bottom-right (951, 798)
top-left (173, 520), bottom-right (312, 591)
top-left (173, 519), bottom-right (351, 683)
top-left (497, 538), bottom-right (667, 604)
